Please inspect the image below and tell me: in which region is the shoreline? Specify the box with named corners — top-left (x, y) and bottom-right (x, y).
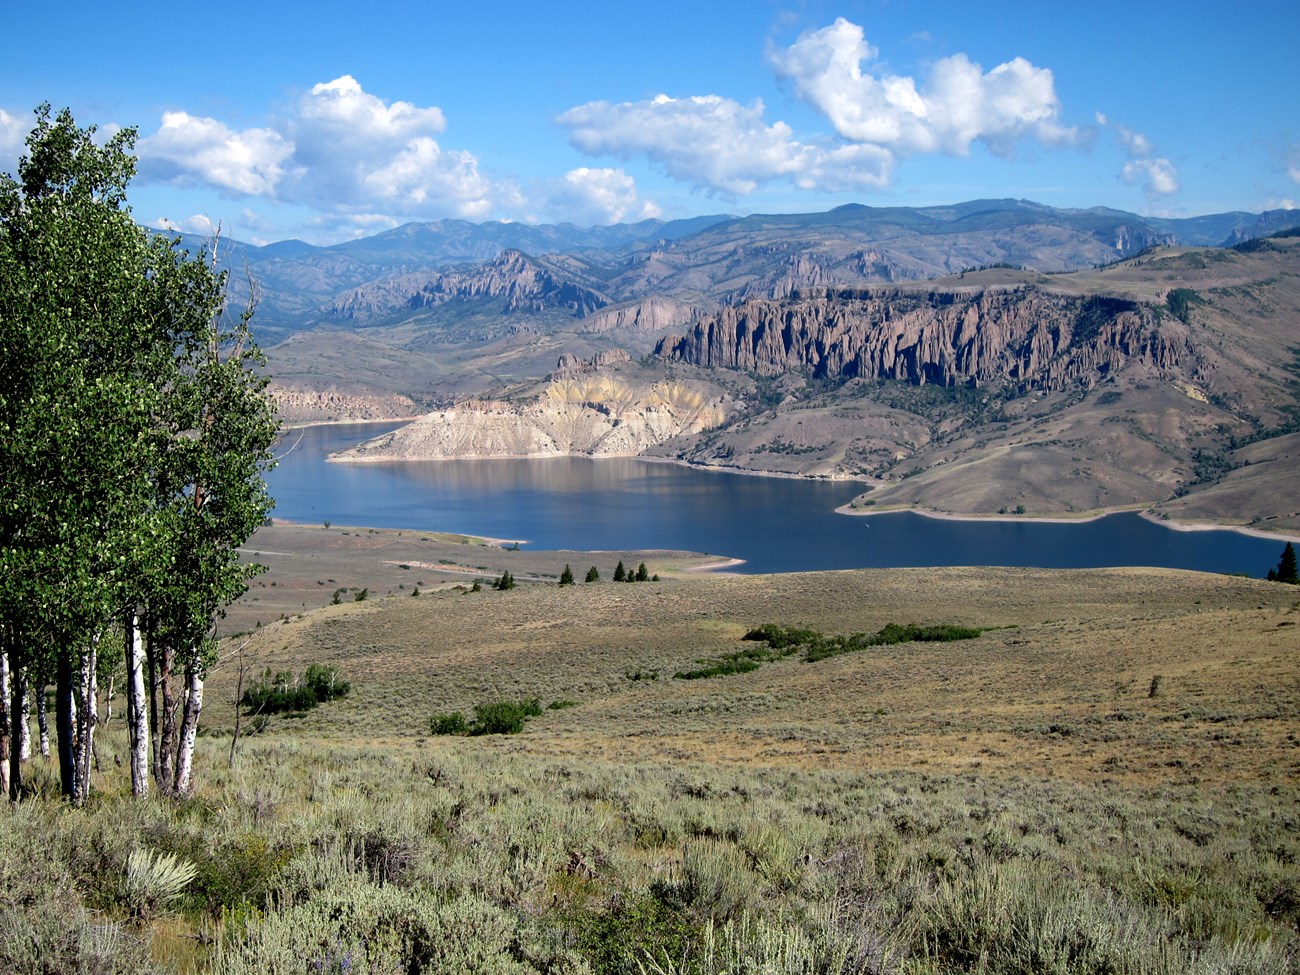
top-left (267, 518), bottom-right (527, 548)
top-left (279, 416), bottom-right (417, 432)
top-left (636, 453), bottom-right (872, 484)
top-left (1136, 509), bottom-right (1300, 545)
top-left (836, 500), bottom-right (1300, 544)
top-left (682, 556), bottom-right (748, 573)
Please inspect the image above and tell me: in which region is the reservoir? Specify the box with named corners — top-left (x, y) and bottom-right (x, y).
top-left (267, 422), bottom-right (1288, 577)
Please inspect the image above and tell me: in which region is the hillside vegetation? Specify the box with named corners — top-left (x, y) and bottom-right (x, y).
top-left (8, 561), bottom-right (1300, 973)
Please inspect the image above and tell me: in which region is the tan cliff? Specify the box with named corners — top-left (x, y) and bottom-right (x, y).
top-left (330, 375), bottom-right (727, 462)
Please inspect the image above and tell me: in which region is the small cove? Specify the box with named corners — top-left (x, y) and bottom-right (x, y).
top-left (267, 422), bottom-right (1288, 576)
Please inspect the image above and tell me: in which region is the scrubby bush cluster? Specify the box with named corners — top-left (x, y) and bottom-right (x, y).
top-left (240, 665), bottom-right (351, 716)
top-left (430, 698), bottom-right (545, 736)
top-left (3, 735), bottom-right (1295, 974)
top-left (676, 622), bottom-right (984, 679)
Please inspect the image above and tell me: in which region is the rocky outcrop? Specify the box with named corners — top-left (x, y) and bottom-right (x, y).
top-left (331, 377), bottom-right (727, 462)
top-left (656, 287), bottom-right (1191, 393)
top-left (550, 349), bottom-right (632, 380)
top-left (324, 249), bottom-right (609, 324)
top-left (581, 295), bottom-right (704, 334)
top-left (270, 385), bottom-right (419, 423)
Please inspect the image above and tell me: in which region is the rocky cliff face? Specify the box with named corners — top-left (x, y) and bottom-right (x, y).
top-left (331, 376), bottom-right (727, 462)
top-left (324, 249), bottom-right (609, 324)
top-left (551, 349), bottom-right (632, 380)
top-left (581, 295), bottom-right (704, 334)
top-left (656, 287), bottom-right (1191, 393)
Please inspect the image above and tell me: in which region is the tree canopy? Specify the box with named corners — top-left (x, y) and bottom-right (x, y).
top-left (0, 105), bottom-right (278, 801)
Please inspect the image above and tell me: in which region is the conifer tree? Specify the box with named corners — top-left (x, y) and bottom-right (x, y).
top-left (1271, 542), bottom-right (1298, 584)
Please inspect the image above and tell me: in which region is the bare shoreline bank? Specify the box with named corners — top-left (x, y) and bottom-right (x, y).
top-left (836, 500), bottom-right (1300, 545)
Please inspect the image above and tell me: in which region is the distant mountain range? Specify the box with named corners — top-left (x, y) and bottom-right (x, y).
top-left (189, 199), bottom-right (1299, 342)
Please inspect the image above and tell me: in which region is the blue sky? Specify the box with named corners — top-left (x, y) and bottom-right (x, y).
top-left (2, 1), bottom-right (1296, 245)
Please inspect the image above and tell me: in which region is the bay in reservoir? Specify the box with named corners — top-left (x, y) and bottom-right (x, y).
top-left (267, 422), bottom-right (1287, 577)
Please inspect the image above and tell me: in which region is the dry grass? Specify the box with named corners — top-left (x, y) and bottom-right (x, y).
top-left (225, 521), bottom-right (727, 635)
top-left (12, 542), bottom-right (1299, 974)
top-left (211, 561), bottom-right (1300, 791)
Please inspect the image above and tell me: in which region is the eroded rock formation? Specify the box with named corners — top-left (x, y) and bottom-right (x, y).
top-left (331, 377), bottom-right (727, 462)
top-left (656, 287), bottom-right (1191, 392)
top-left (551, 349), bottom-right (632, 380)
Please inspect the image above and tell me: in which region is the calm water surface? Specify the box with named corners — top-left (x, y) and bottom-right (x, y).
top-left (267, 422), bottom-right (1285, 576)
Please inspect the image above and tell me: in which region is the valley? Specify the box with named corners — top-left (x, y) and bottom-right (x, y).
top-left (229, 202), bottom-right (1300, 535)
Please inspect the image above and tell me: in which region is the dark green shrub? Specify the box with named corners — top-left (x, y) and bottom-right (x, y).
top-left (471, 698), bottom-right (542, 735)
top-left (241, 665), bottom-right (350, 716)
top-left (717, 622), bottom-right (986, 672)
top-left (431, 712), bottom-right (468, 736)
top-left (585, 566), bottom-right (600, 583)
top-left (432, 697), bottom-right (543, 736)
top-left (674, 657), bottom-right (762, 680)
top-left (303, 664), bottom-right (350, 703)
top-left (1166, 287), bottom-right (1199, 321)
top-left (187, 832), bottom-right (295, 913)
top-left (571, 892), bottom-right (700, 975)
top-left (559, 564), bottom-right (575, 586)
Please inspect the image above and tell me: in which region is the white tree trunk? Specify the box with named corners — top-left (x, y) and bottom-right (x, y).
top-left (74, 643), bottom-right (98, 804)
top-left (16, 672), bottom-right (30, 762)
top-left (37, 685), bottom-right (49, 758)
top-left (173, 663), bottom-right (204, 797)
top-left (0, 649), bottom-right (10, 800)
top-left (124, 614), bottom-right (150, 798)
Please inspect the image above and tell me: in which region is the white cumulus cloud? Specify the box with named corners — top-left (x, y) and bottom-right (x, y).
top-left (1101, 118), bottom-right (1179, 198)
top-left (284, 75), bottom-right (497, 216)
top-left (139, 111), bottom-right (292, 195)
top-left (769, 18), bottom-right (1078, 158)
top-left (148, 213), bottom-right (219, 237)
top-left (558, 93), bottom-right (891, 197)
top-left (546, 167), bottom-right (662, 225)
top-left (0, 108), bottom-right (29, 173)
top-left (134, 76), bottom-right (508, 226)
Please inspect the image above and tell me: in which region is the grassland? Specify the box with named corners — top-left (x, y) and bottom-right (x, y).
top-left (5, 545), bottom-right (1300, 974)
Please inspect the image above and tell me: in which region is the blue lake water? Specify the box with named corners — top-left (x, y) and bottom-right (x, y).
top-left (266, 422), bottom-right (1288, 577)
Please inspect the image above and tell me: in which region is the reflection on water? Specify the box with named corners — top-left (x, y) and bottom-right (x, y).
top-left (266, 422), bottom-right (1284, 576)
